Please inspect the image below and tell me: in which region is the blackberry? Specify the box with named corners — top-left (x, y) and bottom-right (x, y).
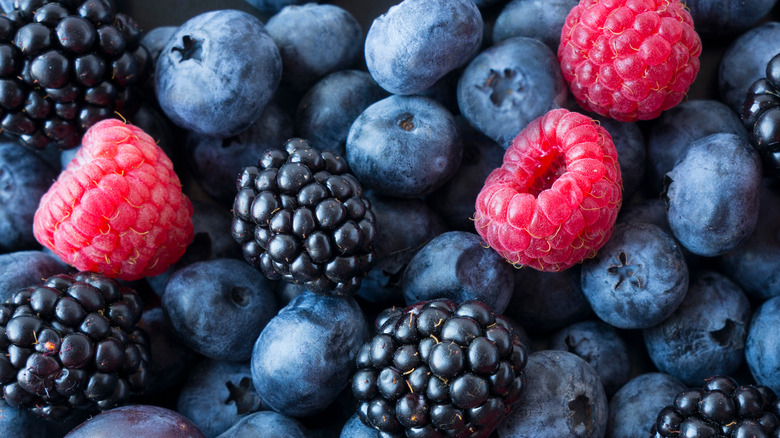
top-left (0, 271), bottom-right (150, 421)
top-left (741, 52), bottom-right (780, 179)
top-left (351, 298), bottom-right (528, 437)
top-left (650, 375), bottom-right (780, 437)
top-left (231, 138), bottom-right (376, 297)
top-left (0, 0), bottom-right (150, 150)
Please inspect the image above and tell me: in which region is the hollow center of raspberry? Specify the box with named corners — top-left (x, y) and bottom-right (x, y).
top-left (173, 35), bottom-right (204, 62)
top-left (527, 151), bottom-right (566, 197)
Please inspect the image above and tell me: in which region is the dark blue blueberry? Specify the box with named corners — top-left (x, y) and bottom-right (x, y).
top-left (492, 0), bottom-right (578, 51)
top-left (646, 100), bottom-right (747, 194)
top-left (606, 373), bottom-right (687, 438)
top-left (457, 36), bottom-right (567, 148)
top-left (684, 0), bottom-right (776, 36)
top-left (0, 250), bottom-right (68, 303)
top-left (643, 270), bottom-right (751, 385)
top-left (140, 26), bottom-right (177, 63)
top-left (155, 10), bottom-right (281, 138)
top-left (592, 115), bottom-right (646, 200)
top-left (663, 133), bottom-right (762, 257)
top-left (185, 101), bottom-right (293, 205)
top-left (0, 141), bottom-right (57, 253)
top-left (177, 359), bottom-right (264, 437)
top-left (339, 413), bottom-right (376, 438)
top-left (251, 291), bottom-right (368, 417)
top-left (63, 405), bottom-right (206, 437)
top-left (745, 295), bottom-right (780, 394)
top-left (243, 0), bottom-right (311, 13)
top-left (719, 179), bottom-right (780, 301)
top-left (162, 258), bottom-right (277, 362)
top-left (295, 70), bottom-right (386, 156)
top-left (548, 320), bottom-right (631, 397)
top-left (346, 95), bottom-right (462, 198)
top-left (266, 4), bottom-right (362, 91)
top-left (401, 231), bottom-right (515, 313)
top-left (581, 222), bottom-right (689, 329)
top-left (504, 266), bottom-right (592, 334)
top-left (215, 411), bottom-right (307, 438)
top-left (0, 399), bottom-right (47, 438)
top-left (498, 350), bottom-right (607, 437)
top-left (719, 22), bottom-right (780, 112)
top-left (136, 307), bottom-right (198, 395)
top-left (364, 0), bottom-right (483, 95)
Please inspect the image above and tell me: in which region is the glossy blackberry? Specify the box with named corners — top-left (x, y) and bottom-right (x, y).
top-left (351, 298), bottom-right (528, 437)
top-left (650, 375), bottom-right (780, 437)
top-left (741, 52), bottom-right (780, 179)
top-left (0, 0), bottom-right (150, 150)
top-left (231, 137), bottom-right (376, 297)
top-left (0, 271), bottom-right (150, 421)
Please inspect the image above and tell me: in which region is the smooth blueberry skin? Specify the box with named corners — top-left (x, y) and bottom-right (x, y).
top-left (251, 291), bottom-right (369, 417)
top-left (581, 222), bottom-right (689, 330)
top-left (606, 373), bottom-right (687, 438)
top-left (457, 36), bottom-right (567, 148)
top-left (492, 0), bottom-right (578, 51)
top-left (215, 411), bottom-right (307, 438)
top-left (0, 250), bottom-right (68, 302)
top-left (137, 307), bottom-right (198, 394)
top-left (0, 142), bottom-right (56, 253)
top-left (401, 231), bottom-right (515, 314)
top-left (162, 258), bottom-right (277, 362)
top-left (141, 26), bottom-right (178, 62)
top-left (592, 115), bottom-right (646, 200)
top-left (663, 133), bottom-right (763, 257)
top-left (684, 0), bottom-right (777, 36)
top-left (548, 320), bottom-right (631, 397)
top-left (0, 399), bottom-right (47, 438)
top-left (498, 350), bottom-right (608, 438)
top-left (646, 100), bottom-right (747, 194)
top-left (177, 359), bottom-right (264, 438)
top-left (746, 295), bottom-right (780, 394)
top-left (643, 270), bottom-right (751, 386)
top-left (719, 22), bottom-right (780, 112)
top-left (64, 405), bottom-right (206, 438)
top-left (346, 95), bottom-right (463, 198)
top-left (266, 4), bottom-right (362, 91)
top-left (185, 101), bottom-right (293, 205)
top-left (155, 10), bottom-right (282, 138)
top-left (295, 70), bottom-right (387, 155)
top-left (243, 0), bottom-right (310, 13)
top-left (339, 414), bottom-right (375, 438)
top-left (719, 179), bottom-right (780, 301)
top-left (364, 0), bottom-right (483, 95)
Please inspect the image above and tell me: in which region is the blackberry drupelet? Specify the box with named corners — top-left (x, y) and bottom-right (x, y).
top-left (650, 375), bottom-right (780, 437)
top-left (0, 0), bottom-right (150, 150)
top-left (231, 138), bottom-right (376, 297)
top-left (0, 271), bottom-right (150, 421)
top-left (741, 52), bottom-right (780, 179)
top-left (351, 298), bottom-right (528, 437)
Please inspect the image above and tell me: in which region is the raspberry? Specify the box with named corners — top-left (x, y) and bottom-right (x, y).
top-left (33, 118), bottom-right (194, 281)
top-left (558, 0), bottom-right (702, 121)
top-left (474, 108), bottom-right (622, 272)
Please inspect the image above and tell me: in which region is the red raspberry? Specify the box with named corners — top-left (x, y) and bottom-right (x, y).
top-left (558, 0), bottom-right (702, 121)
top-left (474, 108), bottom-right (622, 272)
top-left (33, 118), bottom-right (194, 281)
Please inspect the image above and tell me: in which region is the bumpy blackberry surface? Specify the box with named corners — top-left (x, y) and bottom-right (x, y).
top-left (741, 52), bottom-right (780, 179)
top-left (0, 271), bottom-right (150, 421)
top-left (650, 375), bottom-right (780, 437)
top-left (231, 138), bottom-right (376, 297)
top-left (351, 298), bottom-right (528, 437)
top-left (0, 0), bottom-right (150, 150)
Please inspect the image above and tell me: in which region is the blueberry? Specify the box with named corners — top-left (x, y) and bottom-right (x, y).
top-left (364, 0), bottom-right (483, 95)
top-left (457, 36), bottom-right (567, 147)
top-left (663, 132), bottom-right (763, 257)
top-left (251, 291), bottom-right (369, 417)
top-left (401, 231), bottom-right (514, 313)
top-left (155, 10), bottom-right (281, 138)
top-left (243, 0), bottom-right (311, 13)
top-left (136, 307), bottom-right (197, 395)
top-left (0, 399), bottom-right (47, 438)
top-left (295, 70), bottom-right (387, 156)
top-left (684, 0), bottom-right (776, 36)
top-left (162, 258), bottom-right (277, 362)
top-left (140, 26), bottom-right (177, 63)
top-left (339, 413), bottom-right (376, 438)
top-left (643, 270), bottom-right (751, 385)
top-left (497, 350), bottom-right (608, 437)
top-left (606, 373), bottom-right (687, 438)
top-left (492, 0), bottom-right (578, 52)
top-left (591, 115), bottom-right (646, 200)
top-left (215, 411), bottom-right (307, 438)
top-left (745, 295), bottom-right (780, 394)
top-left (719, 22), bottom-right (780, 112)
top-left (581, 222), bottom-right (689, 330)
top-left (266, 4), bottom-right (362, 91)
top-left (346, 95), bottom-right (462, 198)
top-left (0, 250), bottom-right (68, 303)
top-left (63, 405), bottom-right (206, 437)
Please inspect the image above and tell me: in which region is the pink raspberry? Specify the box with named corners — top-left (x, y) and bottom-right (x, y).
top-left (474, 108), bottom-right (622, 272)
top-left (558, 0), bottom-right (702, 121)
top-left (33, 119), bottom-right (194, 281)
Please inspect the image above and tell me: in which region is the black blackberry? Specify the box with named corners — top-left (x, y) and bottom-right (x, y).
top-left (741, 52), bottom-right (780, 179)
top-left (351, 298), bottom-right (528, 437)
top-left (0, 271), bottom-right (150, 421)
top-left (650, 375), bottom-right (780, 437)
top-left (231, 138), bottom-right (376, 297)
top-left (0, 0), bottom-right (150, 150)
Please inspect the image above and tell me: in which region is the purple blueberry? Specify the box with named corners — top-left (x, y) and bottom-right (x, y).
top-left (0, 250), bottom-right (68, 303)
top-left (0, 399), bottom-right (47, 438)
top-left (492, 0), bottom-right (578, 51)
top-left (136, 307), bottom-right (198, 395)
top-left (606, 373), bottom-right (687, 438)
top-left (64, 405), bottom-right (206, 438)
